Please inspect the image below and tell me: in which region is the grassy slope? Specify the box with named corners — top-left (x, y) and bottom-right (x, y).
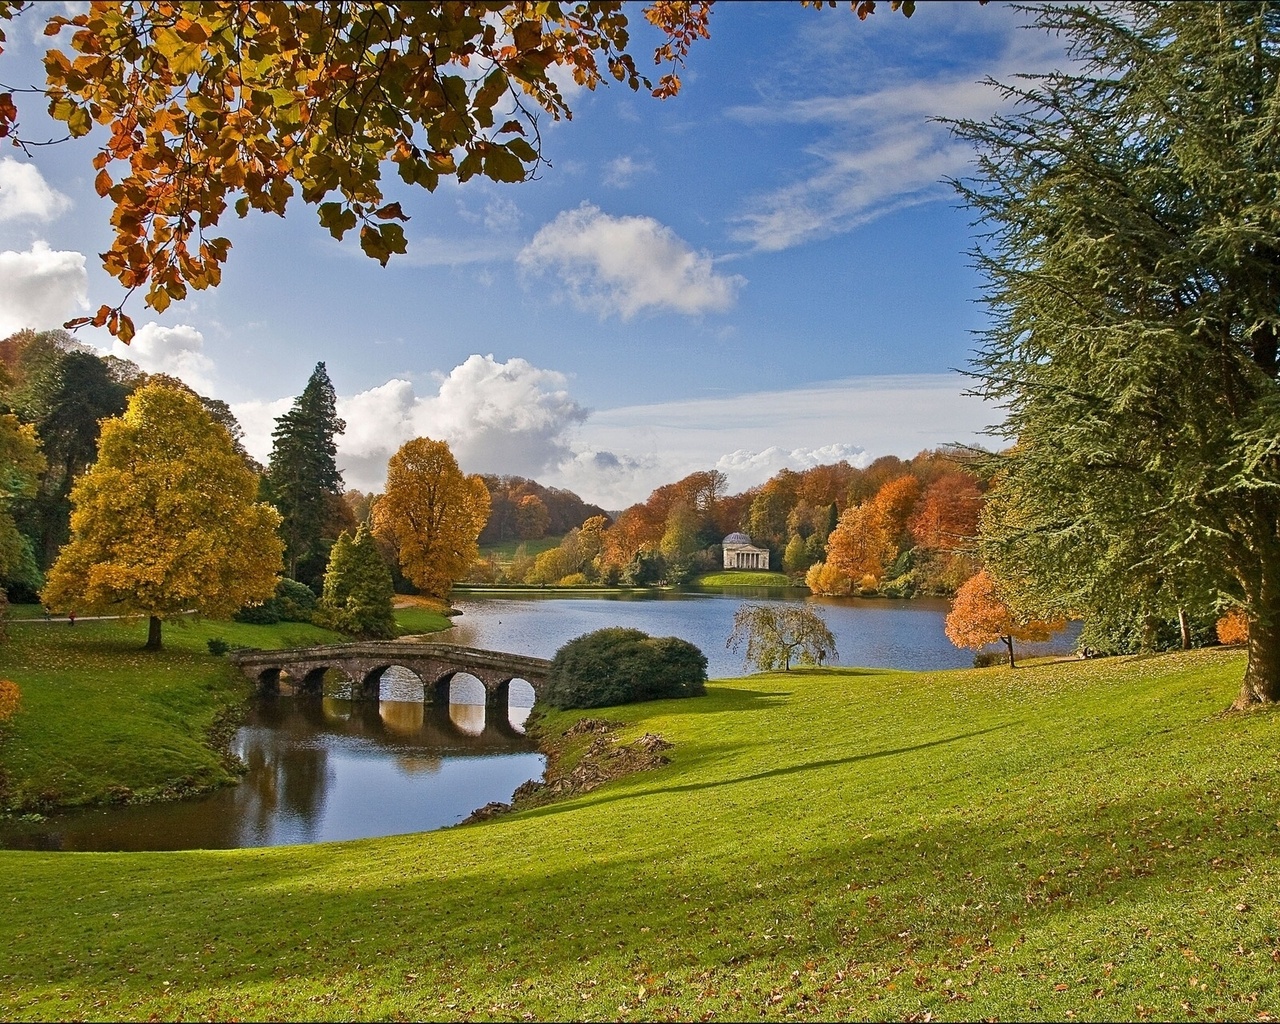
top-left (4, 647), bottom-right (1279, 1020)
top-left (0, 613), bottom-right (348, 810)
top-left (695, 570), bottom-right (799, 588)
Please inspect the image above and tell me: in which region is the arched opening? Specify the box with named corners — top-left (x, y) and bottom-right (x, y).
top-left (493, 678), bottom-right (536, 733)
top-left (298, 666), bottom-right (329, 696)
top-left (360, 664), bottom-right (424, 702)
top-left (442, 671), bottom-right (487, 735)
top-left (258, 667), bottom-right (282, 696)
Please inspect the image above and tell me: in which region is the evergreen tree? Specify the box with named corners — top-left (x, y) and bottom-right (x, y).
top-left (321, 525), bottom-right (396, 639)
top-left (951, 3), bottom-right (1280, 707)
top-left (267, 362), bottom-right (345, 587)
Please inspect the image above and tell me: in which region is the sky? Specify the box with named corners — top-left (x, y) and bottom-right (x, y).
top-left (0, 2), bottom-right (1071, 509)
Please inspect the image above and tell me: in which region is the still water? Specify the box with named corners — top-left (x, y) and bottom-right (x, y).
top-left (0, 693), bottom-right (543, 852)
top-left (450, 588), bottom-right (1079, 678)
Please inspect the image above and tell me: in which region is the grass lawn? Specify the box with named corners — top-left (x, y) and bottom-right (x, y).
top-left (479, 535), bottom-right (563, 563)
top-left (391, 598), bottom-right (453, 636)
top-left (696, 570), bottom-right (800, 588)
top-left (0, 612), bottom-right (348, 810)
top-left (3, 644), bottom-right (1279, 1019)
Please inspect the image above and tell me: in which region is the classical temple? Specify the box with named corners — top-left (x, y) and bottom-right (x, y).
top-left (722, 532), bottom-right (770, 570)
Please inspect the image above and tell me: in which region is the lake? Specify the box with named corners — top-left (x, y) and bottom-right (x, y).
top-left (449, 588), bottom-right (1079, 678)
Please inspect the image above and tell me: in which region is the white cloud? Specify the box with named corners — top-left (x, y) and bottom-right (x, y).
top-left (541, 375), bottom-right (996, 507)
top-left (110, 322), bottom-right (218, 394)
top-left (602, 155), bottom-right (655, 188)
top-left (0, 241), bottom-right (88, 337)
top-left (518, 202), bottom-right (744, 319)
top-left (727, 13), bottom-right (1072, 251)
top-left (0, 158), bottom-right (72, 223)
top-left (232, 354), bottom-right (590, 493)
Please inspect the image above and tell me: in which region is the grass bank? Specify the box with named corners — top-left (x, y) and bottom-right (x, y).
top-left (4, 646), bottom-right (1279, 1020)
top-left (0, 602), bottom-right (453, 811)
top-left (0, 612), bottom-right (349, 811)
top-left (695, 570), bottom-right (799, 588)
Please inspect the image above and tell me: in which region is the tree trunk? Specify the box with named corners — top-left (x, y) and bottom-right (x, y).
top-left (145, 615), bottom-right (162, 651)
top-left (1003, 635), bottom-right (1016, 669)
top-left (1233, 604), bottom-right (1280, 708)
top-left (1178, 607), bottom-right (1191, 650)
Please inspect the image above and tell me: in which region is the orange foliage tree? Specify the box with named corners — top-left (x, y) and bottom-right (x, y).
top-left (909, 472), bottom-right (984, 550)
top-left (0, 678), bottom-right (19, 722)
top-left (0, 1), bottom-right (919, 339)
top-left (825, 503), bottom-right (896, 583)
top-left (1216, 609), bottom-right (1249, 646)
top-left (372, 438), bottom-right (490, 598)
top-left (945, 569), bottom-right (1062, 668)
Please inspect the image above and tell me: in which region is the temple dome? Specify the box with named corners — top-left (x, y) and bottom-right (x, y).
top-left (723, 532), bottom-right (753, 546)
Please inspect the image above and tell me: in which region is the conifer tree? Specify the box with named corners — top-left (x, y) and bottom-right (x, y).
top-left (321, 525), bottom-right (396, 639)
top-left (267, 362), bottom-right (345, 587)
top-left (951, 2), bottom-right (1280, 707)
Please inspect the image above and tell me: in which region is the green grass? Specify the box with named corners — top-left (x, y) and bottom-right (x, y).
top-left (3, 645), bottom-right (1279, 1019)
top-left (479, 535), bottom-right (563, 563)
top-left (392, 605), bottom-right (453, 635)
top-left (0, 613), bottom-right (347, 810)
top-left (695, 569), bottom-right (800, 588)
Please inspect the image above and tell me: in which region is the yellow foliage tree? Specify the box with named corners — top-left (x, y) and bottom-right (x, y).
top-left (825, 503), bottom-right (896, 587)
top-left (944, 569), bottom-right (1062, 668)
top-left (41, 381), bottom-right (283, 649)
top-left (804, 559), bottom-right (852, 597)
top-left (372, 438), bottom-right (490, 598)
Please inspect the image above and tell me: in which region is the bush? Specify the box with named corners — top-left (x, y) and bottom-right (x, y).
top-left (972, 651), bottom-right (1002, 668)
top-left (546, 628), bottom-right (707, 710)
top-left (1216, 608), bottom-right (1248, 645)
top-left (206, 638), bottom-right (230, 656)
top-left (235, 577), bottom-right (317, 625)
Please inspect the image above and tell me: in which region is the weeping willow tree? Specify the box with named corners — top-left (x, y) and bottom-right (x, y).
top-left (952, 2), bottom-right (1280, 708)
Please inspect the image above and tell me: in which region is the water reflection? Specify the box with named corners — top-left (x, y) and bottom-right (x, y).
top-left (0, 696), bottom-right (544, 852)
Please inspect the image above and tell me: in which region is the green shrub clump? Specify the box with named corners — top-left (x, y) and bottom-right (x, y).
top-left (234, 578), bottom-right (318, 625)
top-left (546, 628), bottom-right (707, 710)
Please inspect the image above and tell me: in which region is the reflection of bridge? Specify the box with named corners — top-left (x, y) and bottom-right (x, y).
top-left (228, 642), bottom-right (552, 707)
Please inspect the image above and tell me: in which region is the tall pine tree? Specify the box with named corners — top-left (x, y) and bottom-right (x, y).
top-left (267, 362), bottom-right (345, 588)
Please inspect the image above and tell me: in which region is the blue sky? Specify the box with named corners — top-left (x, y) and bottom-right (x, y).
top-left (0, 2), bottom-right (1069, 507)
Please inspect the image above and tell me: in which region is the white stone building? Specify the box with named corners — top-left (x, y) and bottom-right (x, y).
top-left (722, 532), bottom-right (770, 570)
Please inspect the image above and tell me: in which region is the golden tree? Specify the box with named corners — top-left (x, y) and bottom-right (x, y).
top-left (826, 503), bottom-right (896, 585)
top-left (372, 438), bottom-right (490, 598)
top-left (41, 381), bottom-right (283, 649)
top-left (944, 569), bottom-right (1062, 669)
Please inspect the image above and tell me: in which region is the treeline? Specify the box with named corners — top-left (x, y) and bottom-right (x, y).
top-left (471, 451), bottom-right (988, 594)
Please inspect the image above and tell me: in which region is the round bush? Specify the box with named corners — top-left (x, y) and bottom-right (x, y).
top-left (546, 628), bottom-right (708, 710)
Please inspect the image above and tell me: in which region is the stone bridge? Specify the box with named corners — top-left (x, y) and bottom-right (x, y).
top-left (228, 642), bottom-right (553, 707)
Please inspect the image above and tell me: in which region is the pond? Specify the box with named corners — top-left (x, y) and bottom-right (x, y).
top-left (449, 588), bottom-right (1080, 678)
top-left (0, 690), bottom-right (544, 852)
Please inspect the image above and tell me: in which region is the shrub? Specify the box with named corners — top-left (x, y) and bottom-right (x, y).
top-left (1216, 608), bottom-right (1249, 645)
top-left (206, 638), bottom-right (230, 656)
top-left (235, 577), bottom-right (317, 625)
top-left (972, 651), bottom-right (1002, 668)
top-left (557, 573), bottom-right (589, 587)
top-left (0, 678), bottom-right (20, 721)
top-left (546, 628), bottom-right (707, 710)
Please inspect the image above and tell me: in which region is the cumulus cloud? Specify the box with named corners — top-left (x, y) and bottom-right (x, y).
top-left (518, 203), bottom-right (744, 319)
top-left (233, 355), bottom-right (589, 493)
top-left (110, 322), bottom-right (218, 394)
top-left (0, 241), bottom-right (88, 337)
top-left (0, 159), bottom-right (72, 223)
top-left (715, 444), bottom-right (869, 490)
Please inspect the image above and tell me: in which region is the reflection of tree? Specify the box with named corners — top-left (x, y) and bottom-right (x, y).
top-left (395, 753), bottom-right (443, 775)
top-left (232, 703), bottom-right (332, 845)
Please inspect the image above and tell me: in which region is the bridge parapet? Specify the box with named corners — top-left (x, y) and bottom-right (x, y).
top-left (229, 642), bottom-right (553, 705)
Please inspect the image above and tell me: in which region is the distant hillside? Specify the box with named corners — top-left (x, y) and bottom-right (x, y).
top-left (478, 475), bottom-right (611, 545)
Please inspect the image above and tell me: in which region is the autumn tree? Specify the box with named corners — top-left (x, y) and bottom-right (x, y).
top-left (41, 381), bottom-right (282, 649)
top-left (951, 3), bottom-right (1280, 706)
top-left (321, 524), bottom-right (396, 639)
top-left (0, 2), bottom-right (922, 338)
top-left (514, 494), bottom-right (550, 540)
top-left (266, 362), bottom-right (345, 587)
top-left (825, 503), bottom-right (896, 584)
top-left (727, 603), bottom-right (838, 673)
top-left (372, 437), bottom-right (490, 598)
top-left (944, 569), bottom-right (1061, 669)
